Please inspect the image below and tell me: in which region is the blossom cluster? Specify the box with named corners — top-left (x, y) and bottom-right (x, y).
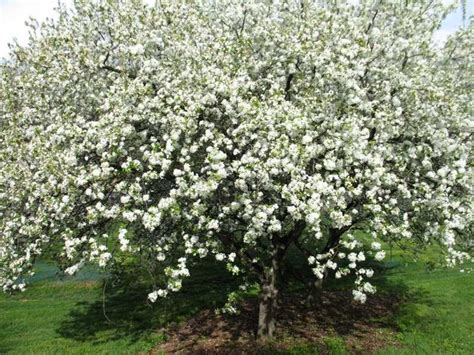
top-left (0, 0), bottom-right (472, 304)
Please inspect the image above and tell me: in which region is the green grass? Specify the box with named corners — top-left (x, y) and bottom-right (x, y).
top-left (0, 248), bottom-right (473, 354)
top-left (0, 261), bottom-right (239, 354)
top-left (375, 251), bottom-right (474, 354)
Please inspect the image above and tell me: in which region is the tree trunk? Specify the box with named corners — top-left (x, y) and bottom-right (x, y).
top-left (304, 227), bottom-right (344, 305)
top-left (257, 256), bottom-right (279, 338)
top-left (305, 275), bottom-right (324, 306)
top-left (257, 221), bottom-right (306, 338)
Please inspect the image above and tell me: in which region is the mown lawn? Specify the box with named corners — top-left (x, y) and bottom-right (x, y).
top-left (0, 260), bottom-right (241, 355)
top-left (375, 250), bottom-right (474, 354)
top-left (0, 249), bottom-right (473, 354)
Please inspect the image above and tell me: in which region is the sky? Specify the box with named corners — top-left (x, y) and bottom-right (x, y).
top-left (0, 0), bottom-right (472, 59)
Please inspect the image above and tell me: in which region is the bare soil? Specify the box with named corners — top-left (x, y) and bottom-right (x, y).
top-left (151, 290), bottom-right (402, 354)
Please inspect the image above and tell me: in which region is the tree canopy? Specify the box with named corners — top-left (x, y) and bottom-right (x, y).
top-left (0, 0), bottom-right (472, 338)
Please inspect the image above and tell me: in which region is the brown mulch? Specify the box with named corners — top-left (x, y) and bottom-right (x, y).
top-left (151, 291), bottom-right (402, 354)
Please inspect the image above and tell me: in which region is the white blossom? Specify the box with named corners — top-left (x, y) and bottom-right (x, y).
top-left (0, 0), bottom-right (471, 320)
top-left (375, 251), bottom-right (386, 261)
top-left (352, 290), bottom-right (367, 303)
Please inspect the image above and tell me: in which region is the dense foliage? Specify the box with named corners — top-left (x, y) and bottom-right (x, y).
top-left (0, 0), bottom-right (472, 337)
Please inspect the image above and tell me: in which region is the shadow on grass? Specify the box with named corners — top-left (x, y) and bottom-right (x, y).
top-left (56, 254), bottom-right (434, 353)
top-left (57, 259), bottom-right (241, 345)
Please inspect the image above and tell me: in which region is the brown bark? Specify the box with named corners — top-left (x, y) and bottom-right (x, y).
top-left (257, 259), bottom-right (279, 338)
top-left (305, 277), bottom-right (324, 306)
top-left (257, 221), bottom-right (306, 338)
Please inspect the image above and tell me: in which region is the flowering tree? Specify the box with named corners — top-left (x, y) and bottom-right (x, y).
top-left (0, 0), bottom-right (472, 338)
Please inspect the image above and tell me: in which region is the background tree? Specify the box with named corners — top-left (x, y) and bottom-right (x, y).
top-left (0, 0), bottom-right (472, 338)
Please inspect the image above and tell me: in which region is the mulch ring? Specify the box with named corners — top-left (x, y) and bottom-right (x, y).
top-left (151, 290), bottom-right (402, 354)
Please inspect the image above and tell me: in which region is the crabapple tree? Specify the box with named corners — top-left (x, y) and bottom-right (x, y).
top-left (0, 0), bottom-right (472, 338)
